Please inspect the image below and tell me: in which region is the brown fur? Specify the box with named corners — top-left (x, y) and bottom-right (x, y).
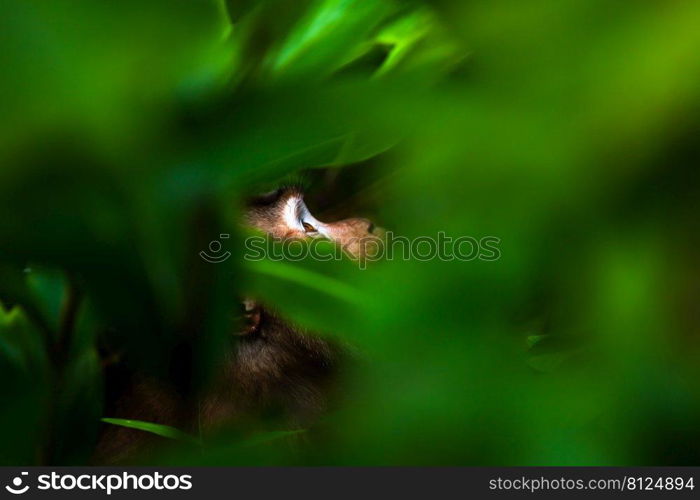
top-left (94, 187), bottom-right (373, 463)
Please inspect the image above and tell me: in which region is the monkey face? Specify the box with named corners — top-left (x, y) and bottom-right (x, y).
top-left (245, 186), bottom-right (382, 258)
top-left (240, 185), bottom-right (383, 337)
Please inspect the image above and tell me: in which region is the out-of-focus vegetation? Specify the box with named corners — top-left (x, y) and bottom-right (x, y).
top-left (1, 0), bottom-right (700, 465)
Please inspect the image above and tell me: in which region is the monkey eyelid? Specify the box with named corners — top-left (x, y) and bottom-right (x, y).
top-left (294, 199), bottom-right (305, 221)
top-left (282, 194), bottom-right (327, 237)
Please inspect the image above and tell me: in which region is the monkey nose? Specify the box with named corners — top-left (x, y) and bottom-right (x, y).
top-left (361, 219), bottom-right (385, 237)
top-left (238, 299), bottom-right (261, 335)
top-left (368, 222), bottom-right (386, 238)
top-left (350, 218), bottom-right (375, 234)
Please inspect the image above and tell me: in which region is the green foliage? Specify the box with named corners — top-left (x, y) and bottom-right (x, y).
top-left (1, 0), bottom-right (700, 465)
top-left (101, 419), bottom-right (201, 446)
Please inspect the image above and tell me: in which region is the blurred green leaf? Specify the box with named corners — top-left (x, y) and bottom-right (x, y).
top-left (267, 0), bottom-right (396, 79)
top-left (101, 418), bottom-right (201, 446)
top-left (53, 349), bottom-right (103, 464)
top-left (239, 429), bottom-right (306, 448)
top-left (247, 259), bottom-right (362, 305)
top-left (0, 306), bottom-right (50, 465)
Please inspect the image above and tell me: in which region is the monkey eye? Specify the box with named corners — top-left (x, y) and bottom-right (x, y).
top-left (302, 221), bottom-right (317, 233)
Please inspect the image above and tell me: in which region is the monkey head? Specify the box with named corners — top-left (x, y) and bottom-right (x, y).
top-left (245, 186), bottom-right (382, 258)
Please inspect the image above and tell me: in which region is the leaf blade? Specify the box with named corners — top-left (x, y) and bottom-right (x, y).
top-left (100, 418), bottom-right (201, 445)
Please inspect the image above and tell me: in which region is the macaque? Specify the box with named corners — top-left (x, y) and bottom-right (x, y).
top-left (94, 185), bottom-right (379, 463)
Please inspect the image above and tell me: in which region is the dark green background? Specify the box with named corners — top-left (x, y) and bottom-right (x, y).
top-left (1, 0), bottom-right (699, 465)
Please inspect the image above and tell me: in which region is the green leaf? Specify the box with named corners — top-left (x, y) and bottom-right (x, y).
top-left (0, 306), bottom-right (50, 465)
top-left (268, 0), bottom-right (396, 79)
top-left (53, 349), bottom-right (103, 464)
top-left (101, 418), bottom-right (201, 446)
top-left (238, 429), bottom-right (306, 448)
top-left (526, 334), bottom-right (547, 349)
top-left (246, 259), bottom-right (362, 305)
top-left (25, 267), bottom-right (67, 337)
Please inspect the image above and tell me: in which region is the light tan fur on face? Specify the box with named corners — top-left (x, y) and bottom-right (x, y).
top-left (246, 187), bottom-right (382, 258)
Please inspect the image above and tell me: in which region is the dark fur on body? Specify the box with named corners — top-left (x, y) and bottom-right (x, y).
top-left (201, 309), bottom-right (341, 426)
top-left (95, 309), bottom-right (342, 464)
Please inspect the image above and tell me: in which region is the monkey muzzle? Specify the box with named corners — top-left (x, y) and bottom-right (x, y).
top-left (238, 299), bottom-right (261, 336)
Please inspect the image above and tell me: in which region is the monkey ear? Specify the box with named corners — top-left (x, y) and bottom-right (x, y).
top-left (238, 299), bottom-right (262, 336)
